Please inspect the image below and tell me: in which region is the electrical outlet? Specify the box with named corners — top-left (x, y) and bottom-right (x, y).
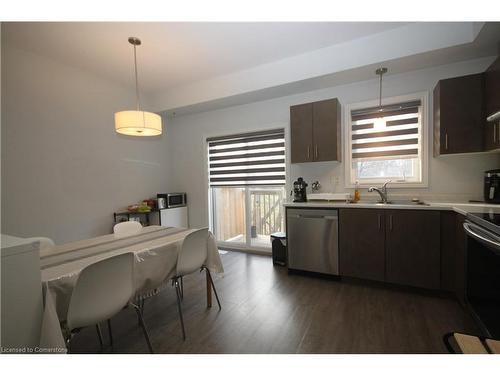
top-left (331, 175), bottom-right (340, 191)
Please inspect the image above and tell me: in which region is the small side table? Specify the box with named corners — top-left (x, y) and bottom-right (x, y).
top-left (113, 209), bottom-right (160, 227)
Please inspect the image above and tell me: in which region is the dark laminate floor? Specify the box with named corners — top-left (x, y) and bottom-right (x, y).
top-left (69, 251), bottom-right (478, 354)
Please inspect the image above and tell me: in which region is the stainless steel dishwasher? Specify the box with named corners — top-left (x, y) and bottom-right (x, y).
top-left (286, 208), bottom-right (339, 275)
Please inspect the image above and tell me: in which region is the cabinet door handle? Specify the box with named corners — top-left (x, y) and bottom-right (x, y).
top-left (315, 145), bottom-right (318, 159)
top-left (389, 214), bottom-right (393, 231)
top-left (378, 214), bottom-right (381, 231)
top-left (445, 132), bottom-right (448, 151)
top-left (307, 145), bottom-right (311, 160)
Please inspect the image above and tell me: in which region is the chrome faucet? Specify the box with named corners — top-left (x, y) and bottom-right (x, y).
top-left (368, 180), bottom-right (391, 203)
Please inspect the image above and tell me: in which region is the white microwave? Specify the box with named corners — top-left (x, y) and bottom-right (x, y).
top-left (157, 193), bottom-right (187, 209)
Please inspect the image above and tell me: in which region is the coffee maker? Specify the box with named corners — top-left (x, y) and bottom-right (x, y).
top-left (292, 177), bottom-right (308, 202)
top-left (484, 169), bottom-right (500, 203)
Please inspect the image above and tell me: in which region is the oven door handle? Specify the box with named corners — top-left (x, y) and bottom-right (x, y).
top-left (463, 222), bottom-right (500, 253)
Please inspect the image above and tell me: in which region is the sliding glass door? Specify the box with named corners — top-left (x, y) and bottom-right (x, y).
top-left (211, 186), bottom-right (285, 250)
top-left (207, 129), bottom-right (286, 251)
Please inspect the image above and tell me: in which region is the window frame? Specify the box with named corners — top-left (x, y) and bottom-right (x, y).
top-left (344, 91), bottom-right (429, 189)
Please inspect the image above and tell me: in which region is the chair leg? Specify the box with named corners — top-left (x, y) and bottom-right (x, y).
top-left (65, 336), bottom-right (72, 354)
top-left (174, 279), bottom-right (186, 340)
top-left (107, 319), bottom-right (113, 348)
top-left (132, 304), bottom-right (154, 354)
top-left (63, 326), bottom-right (77, 354)
top-left (137, 298), bottom-right (145, 325)
top-left (180, 276), bottom-right (184, 300)
top-left (205, 267), bottom-right (221, 310)
top-left (96, 323), bottom-right (104, 349)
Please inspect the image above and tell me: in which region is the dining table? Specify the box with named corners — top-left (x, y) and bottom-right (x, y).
top-left (38, 225), bottom-right (224, 352)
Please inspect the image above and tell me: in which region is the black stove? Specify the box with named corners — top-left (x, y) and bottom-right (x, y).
top-left (469, 212), bottom-right (500, 225)
top-left (463, 212), bottom-right (500, 339)
top-left (466, 211), bottom-right (500, 236)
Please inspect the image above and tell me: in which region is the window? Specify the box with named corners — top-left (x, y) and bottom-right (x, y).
top-left (346, 95), bottom-right (426, 186)
top-left (207, 129), bottom-right (286, 250)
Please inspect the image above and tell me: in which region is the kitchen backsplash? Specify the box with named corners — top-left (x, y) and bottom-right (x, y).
top-left (290, 152), bottom-right (500, 203)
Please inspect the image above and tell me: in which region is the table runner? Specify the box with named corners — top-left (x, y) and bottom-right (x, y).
top-left (40, 227), bottom-right (186, 268)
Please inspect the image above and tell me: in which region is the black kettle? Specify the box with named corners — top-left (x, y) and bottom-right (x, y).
top-left (292, 177), bottom-right (308, 202)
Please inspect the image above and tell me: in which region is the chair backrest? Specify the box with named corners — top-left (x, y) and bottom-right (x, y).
top-left (27, 237), bottom-right (55, 252)
top-left (66, 252), bottom-right (135, 330)
top-left (113, 221), bottom-right (142, 236)
top-left (176, 228), bottom-right (209, 277)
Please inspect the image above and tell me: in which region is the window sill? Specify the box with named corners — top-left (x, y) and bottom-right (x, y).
top-left (346, 182), bottom-right (428, 189)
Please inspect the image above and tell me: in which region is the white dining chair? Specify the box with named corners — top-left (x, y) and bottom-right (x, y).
top-left (172, 228), bottom-right (221, 340)
top-left (113, 221), bottom-right (142, 236)
top-left (30, 237), bottom-right (55, 252)
top-left (34, 236), bottom-right (113, 348)
top-left (63, 252), bottom-right (154, 353)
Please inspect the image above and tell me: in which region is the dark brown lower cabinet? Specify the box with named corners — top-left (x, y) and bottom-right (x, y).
top-left (339, 209), bottom-right (385, 282)
top-left (339, 209), bottom-right (442, 290)
top-left (385, 210), bottom-right (441, 290)
top-left (455, 215), bottom-right (467, 305)
top-left (440, 211), bottom-right (458, 292)
top-left (437, 211), bottom-right (467, 302)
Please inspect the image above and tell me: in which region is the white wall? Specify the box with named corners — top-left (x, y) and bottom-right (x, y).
top-left (166, 56), bottom-right (500, 229)
top-left (1, 42), bottom-right (171, 244)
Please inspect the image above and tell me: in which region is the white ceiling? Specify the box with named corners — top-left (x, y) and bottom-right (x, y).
top-left (4, 22), bottom-right (499, 114)
top-left (3, 22), bottom-right (410, 94)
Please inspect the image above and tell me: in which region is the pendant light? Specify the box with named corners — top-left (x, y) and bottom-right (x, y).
top-left (114, 37), bottom-right (162, 136)
top-left (375, 67), bottom-right (388, 114)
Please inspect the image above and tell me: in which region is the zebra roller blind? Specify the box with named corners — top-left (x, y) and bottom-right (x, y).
top-left (350, 100), bottom-right (421, 161)
top-left (207, 129), bottom-right (286, 186)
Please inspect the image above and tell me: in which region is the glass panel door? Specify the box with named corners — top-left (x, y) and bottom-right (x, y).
top-left (211, 186), bottom-right (285, 250)
top-left (212, 187), bottom-right (246, 244)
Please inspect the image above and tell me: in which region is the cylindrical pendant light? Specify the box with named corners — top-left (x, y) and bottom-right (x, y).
top-left (115, 37), bottom-right (162, 136)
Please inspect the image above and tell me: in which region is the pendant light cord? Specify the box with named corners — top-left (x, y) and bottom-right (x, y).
top-left (379, 72), bottom-right (383, 108)
top-left (133, 43), bottom-right (141, 112)
top-left (375, 67), bottom-right (387, 112)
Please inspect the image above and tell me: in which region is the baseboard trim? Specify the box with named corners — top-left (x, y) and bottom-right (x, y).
top-left (218, 246), bottom-right (272, 256)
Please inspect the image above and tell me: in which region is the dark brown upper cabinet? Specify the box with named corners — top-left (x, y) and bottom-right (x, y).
top-left (433, 73), bottom-right (485, 156)
top-left (290, 103), bottom-right (314, 163)
top-left (290, 98), bottom-right (341, 163)
top-left (484, 56), bottom-right (500, 151)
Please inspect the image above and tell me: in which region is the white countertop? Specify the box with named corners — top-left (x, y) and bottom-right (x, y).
top-left (283, 200), bottom-right (500, 215)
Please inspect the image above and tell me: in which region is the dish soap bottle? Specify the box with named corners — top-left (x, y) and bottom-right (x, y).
top-left (354, 181), bottom-right (361, 202)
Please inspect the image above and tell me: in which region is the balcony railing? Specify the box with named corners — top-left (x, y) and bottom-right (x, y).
top-left (250, 189), bottom-right (284, 237)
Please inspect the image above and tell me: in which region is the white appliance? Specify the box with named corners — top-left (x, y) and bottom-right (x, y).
top-left (160, 206), bottom-right (188, 228)
top-left (1, 235), bottom-right (43, 350)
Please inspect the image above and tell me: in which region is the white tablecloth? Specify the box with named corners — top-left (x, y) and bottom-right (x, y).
top-left (39, 226), bottom-right (224, 352)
